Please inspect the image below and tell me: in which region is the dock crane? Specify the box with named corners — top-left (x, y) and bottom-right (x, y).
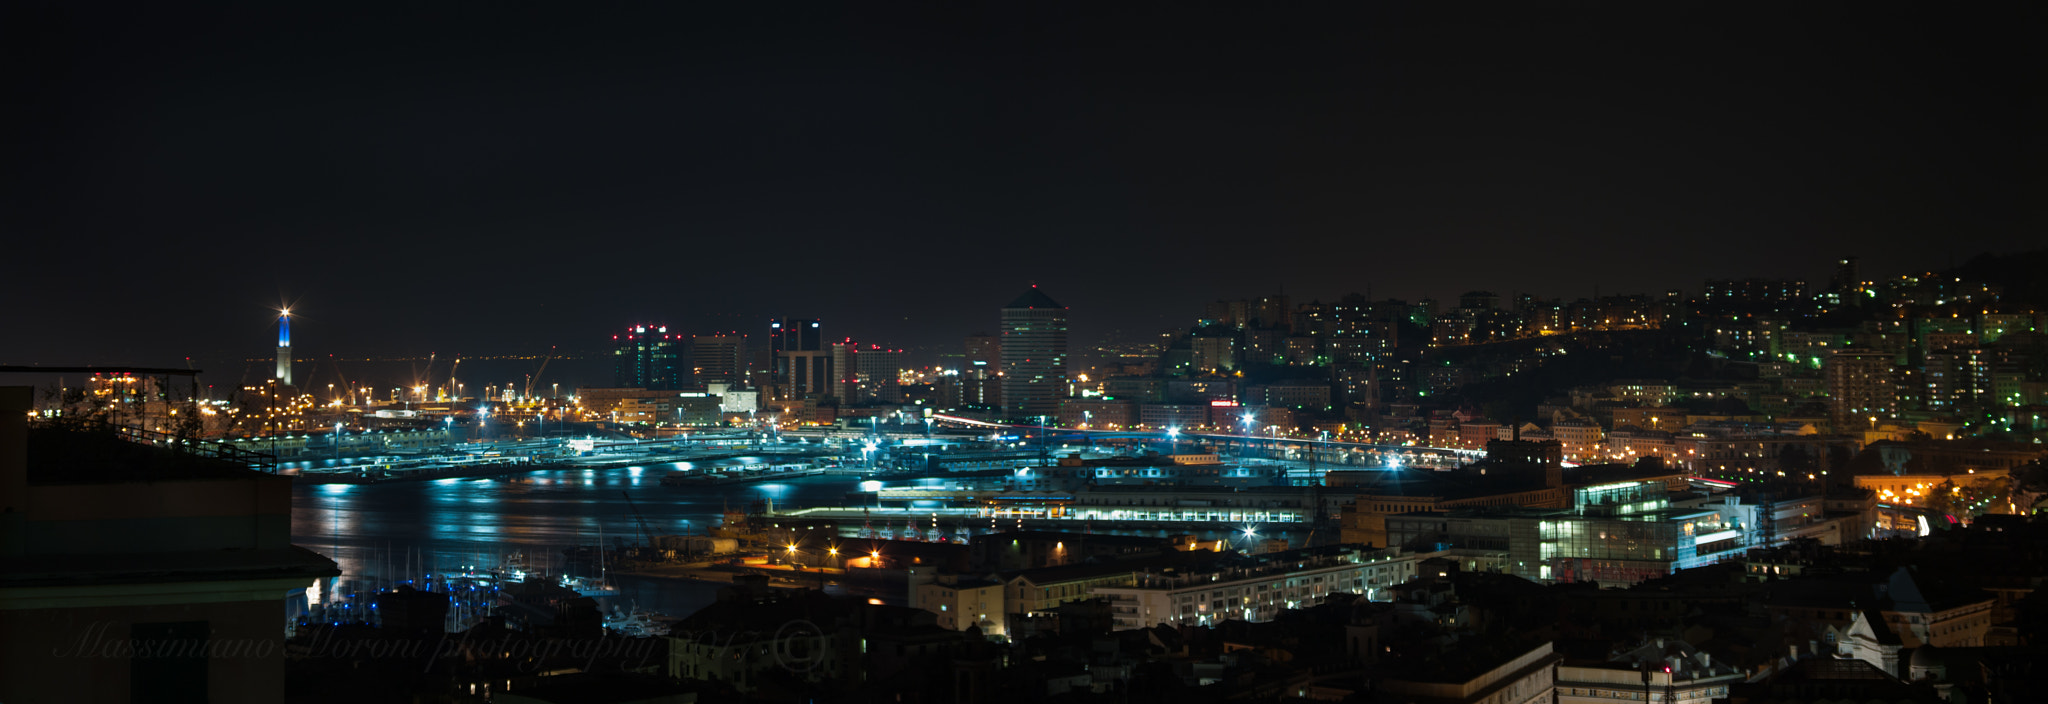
top-left (522, 347), bottom-right (555, 403)
top-left (620, 491), bottom-right (657, 557)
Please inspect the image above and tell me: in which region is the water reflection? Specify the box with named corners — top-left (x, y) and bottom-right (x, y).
top-left (293, 462), bottom-right (1298, 618)
top-left (292, 462), bottom-right (863, 617)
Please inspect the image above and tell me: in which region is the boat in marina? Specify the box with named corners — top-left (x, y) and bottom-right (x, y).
top-left (603, 603), bottom-right (671, 637)
top-left (492, 551), bottom-right (532, 583)
top-left (560, 573), bottom-right (621, 598)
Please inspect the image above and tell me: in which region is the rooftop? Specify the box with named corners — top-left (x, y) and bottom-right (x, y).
top-left (0, 546), bottom-right (338, 589)
top-left (974, 530), bottom-right (1169, 548)
top-left (26, 422), bottom-right (262, 484)
top-left (1005, 286), bottom-right (1065, 310)
top-left (1116, 545), bottom-right (1393, 591)
top-left (1005, 549), bottom-right (1217, 585)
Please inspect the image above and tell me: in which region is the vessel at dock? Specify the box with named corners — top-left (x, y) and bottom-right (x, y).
top-left (659, 461), bottom-right (844, 486)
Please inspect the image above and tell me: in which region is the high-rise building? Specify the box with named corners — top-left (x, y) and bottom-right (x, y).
top-left (823, 341), bottom-right (905, 404)
top-left (961, 333), bottom-right (1002, 410)
top-left (691, 333), bottom-right (748, 386)
top-left (770, 318), bottom-right (830, 400)
top-left (830, 341), bottom-right (861, 402)
top-left (964, 334), bottom-right (1000, 368)
top-left (1458, 291), bottom-right (1501, 311)
top-left (1190, 333), bottom-right (1238, 372)
top-left (1830, 256), bottom-right (1861, 293)
top-left (1001, 287), bottom-right (1069, 421)
top-left (275, 309), bottom-right (293, 386)
top-left (1250, 294), bottom-right (1292, 331)
top-left (858, 345), bottom-right (905, 403)
top-left (1825, 350), bottom-right (1896, 429)
top-left (771, 317), bottom-right (822, 354)
top-left (613, 325), bottom-right (683, 389)
top-left (1925, 348), bottom-right (1991, 412)
top-left (1701, 278), bottom-right (1810, 316)
top-left (1820, 256), bottom-right (1864, 310)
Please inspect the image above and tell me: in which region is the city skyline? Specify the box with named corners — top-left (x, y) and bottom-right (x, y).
top-left (5, 4), bottom-right (2046, 700)
top-left (6, 250), bottom-right (2035, 376)
top-left (5, 3), bottom-right (2037, 369)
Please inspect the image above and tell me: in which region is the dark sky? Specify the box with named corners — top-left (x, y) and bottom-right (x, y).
top-left (5, 3), bottom-right (2039, 371)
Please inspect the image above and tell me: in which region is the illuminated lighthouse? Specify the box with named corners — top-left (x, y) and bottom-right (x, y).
top-left (275, 308), bottom-right (293, 386)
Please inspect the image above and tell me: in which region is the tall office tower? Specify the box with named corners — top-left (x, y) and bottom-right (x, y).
top-left (613, 325), bottom-right (682, 389)
top-left (275, 309), bottom-right (293, 386)
top-left (830, 341), bottom-right (861, 402)
top-left (858, 345), bottom-right (905, 403)
top-left (691, 333), bottom-right (748, 386)
top-left (1825, 350), bottom-right (1897, 429)
top-left (1830, 256), bottom-right (1861, 293)
top-left (1000, 287), bottom-right (1069, 421)
top-left (962, 333), bottom-right (1002, 409)
top-left (770, 318), bottom-right (829, 399)
top-left (771, 318), bottom-right (822, 354)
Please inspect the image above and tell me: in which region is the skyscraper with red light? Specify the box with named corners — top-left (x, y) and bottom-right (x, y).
top-left (613, 325), bottom-right (682, 389)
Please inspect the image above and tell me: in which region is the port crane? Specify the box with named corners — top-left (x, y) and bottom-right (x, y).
top-left (620, 491), bottom-right (657, 553)
top-left (522, 347), bottom-right (555, 403)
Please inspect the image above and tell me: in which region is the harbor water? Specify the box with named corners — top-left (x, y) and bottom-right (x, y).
top-left (290, 462), bottom-right (1310, 619)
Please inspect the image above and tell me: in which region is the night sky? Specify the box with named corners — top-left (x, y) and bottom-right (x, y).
top-left (5, 3), bottom-right (2038, 373)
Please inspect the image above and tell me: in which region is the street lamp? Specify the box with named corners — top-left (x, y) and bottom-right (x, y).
top-left (1241, 412), bottom-right (1255, 458)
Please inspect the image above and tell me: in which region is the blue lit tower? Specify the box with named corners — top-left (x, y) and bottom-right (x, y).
top-left (613, 325), bottom-right (682, 389)
top-left (275, 308), bottom-right (293, 386)
top-left (1000, 287), bottom-right (1068, 421)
